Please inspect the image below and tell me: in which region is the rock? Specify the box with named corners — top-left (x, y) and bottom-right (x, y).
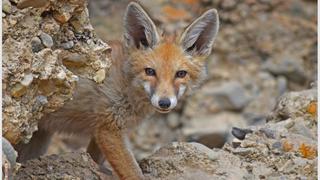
top-left (210, 81), bottom-right (251, 111)
top-left (268, 89), bottom-right (317, 122)
top-left (140, 142), bottom-right (248, 180)
top-left (182, 112), bottom-right (247, 148)
top-left (3, 0), bottom-right (111, 145)
top-left (221, 0), bottom-right (237, 9)
top-left (277, 76), bottom-right (287, 95)
top-left (289, 120), bottom-right (315, 139)
top-left (3, 0), bottom-right (12, 14)
top-left (262, 56), bottom-right (307, 84)
top-left (231, 127), bottom-right (253, 140)
top-left (31, 37), bottom-right (44, 53)
top-left (62, 52), bottom-right (88, 66)
top-left (56, 70), bottom-right (66, 81)
top-left (40, 32), bottom-right (54, 48)
top-left (36, 95), bottom-right (48, 105)
top-left (93, 69), bottom-right (106, 83)
top-left (2, 137), bottom-right (17, 179)
top-left (11, 83), bottom-right (26, 98)
top-left (17, 0), bottom-right (49, 9)
top-left (15, 152), bottom-right (114, 179)
top-left (61, 41), bottom-right (74, 50)
top-left (53, 11), bottom-right (72, 24)
top-left (2, 137), bottom-right (17, 168)
top-left (20, 74), bottom-right (33, 87)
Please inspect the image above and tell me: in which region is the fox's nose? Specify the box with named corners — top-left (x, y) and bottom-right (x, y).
top-left (158, 98), bottom-right (171, 109)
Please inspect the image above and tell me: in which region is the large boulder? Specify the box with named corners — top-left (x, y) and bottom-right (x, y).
top-left (2, 0), bottom-right (111, 145)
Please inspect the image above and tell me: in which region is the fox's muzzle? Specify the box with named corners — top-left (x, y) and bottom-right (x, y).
top-left (151, 95), bottom-right (177, 113)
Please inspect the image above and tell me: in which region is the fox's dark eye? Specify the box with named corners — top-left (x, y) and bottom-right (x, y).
top-left (145, 68), bottom-right (156, 76)
top-left (176, 70), bottom-right (187, 78)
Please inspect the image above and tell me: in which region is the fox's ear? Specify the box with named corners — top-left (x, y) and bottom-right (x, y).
top-left (180, 9), bottom-right (219, 57)
top-left (124, 2), bottom-right (159, 49)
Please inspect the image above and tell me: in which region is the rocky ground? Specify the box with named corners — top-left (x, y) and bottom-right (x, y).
top-left (7, 89), bottom-right (317, 179)
top-left (2, 0), bottom-right (317, 179)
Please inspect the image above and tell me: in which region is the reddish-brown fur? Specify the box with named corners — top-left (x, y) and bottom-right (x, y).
top-left (129, 40), bottom-right (206, 98)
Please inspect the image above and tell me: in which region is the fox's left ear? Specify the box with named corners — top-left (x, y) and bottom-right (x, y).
top-left (180, 9), bottom-right (219, 57)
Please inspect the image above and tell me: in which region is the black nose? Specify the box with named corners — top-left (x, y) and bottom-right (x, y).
top-left (158, 98), bottom-right (171, 109)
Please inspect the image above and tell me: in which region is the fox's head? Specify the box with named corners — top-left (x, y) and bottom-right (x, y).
top-left (124, 2), bottom-right (219, 113)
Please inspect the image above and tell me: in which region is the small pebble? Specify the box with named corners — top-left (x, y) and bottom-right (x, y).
top-left (57, 70), bottom-right (66, 80)
top-left (11, 83), bottom-right (26, 98)
top-left (36, 95), bottom-right (48, 105)
top-left (31, 37), bottom-right (44, 52)
top-left (53, 11), bottom-right (71, 23)
top-left (20, 74), bottom-right (33, 86)
top-left (2, 137), bottom-right (17, 167)
top-left (40, 32), bottom-right (54, 48)
top-left (3, 0), bottom-right (12, 14)
top-left (62, 53), bottom-right (87, 65)
top-left (61, 41), bottom-right (74, 50)
top-left (93, 69), bottom-right (106, 83)
top-left (231, 127), bottom-right (253, 140)
top-left (272, 141), bottom-right (282, 150)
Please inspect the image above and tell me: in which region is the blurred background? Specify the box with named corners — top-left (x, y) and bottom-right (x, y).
top-left (47, 0), bottom-right (317, 160)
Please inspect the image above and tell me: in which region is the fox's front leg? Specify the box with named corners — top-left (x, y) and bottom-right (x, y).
top-left (94, 126), bottom-right (144, 180)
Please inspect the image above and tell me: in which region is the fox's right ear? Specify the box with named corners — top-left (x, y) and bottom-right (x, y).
top-left (124, 2), bottom-right (160, 49)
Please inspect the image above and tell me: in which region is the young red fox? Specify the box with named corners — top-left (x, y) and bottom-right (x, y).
top-left (16, 2), bottom-right (219, 180)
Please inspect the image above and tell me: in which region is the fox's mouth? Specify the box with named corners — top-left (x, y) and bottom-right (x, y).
top-left (155, 107), bottom-right (171, 114)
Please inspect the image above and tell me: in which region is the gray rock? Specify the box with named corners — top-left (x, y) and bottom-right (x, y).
top-left (36, 95), bottom-right (48, 105)
top-left (3, 0), bottom-right (12, 14)
top-left (271, 141), bottom-right (282, 150)
top-left (277, 76), bottom-right (287, 96)
top-left (290, 120), bottom-right (315, 140)
top-left (61, 41), bottom-right (74, 50)
top-left (259, 127), bottom-right (277, 139)
top-left (140, 142), bottom-right (248, 180)
top-left (231, 127), bottom-right (253, 140)
top-left (62, 53), bottom-right (87, 65)
top-left (268, 89), bottom-right (317, 122)
top-left (211, 81), bottom-right (251, 110)
top-left (31, 37), bottom-right (44, 52)
top-left (40, 32), bottom-right (54, 48)
top-left (2, 137), bottom-right (17, 167)
top-left (20, 73), bottom-right (33, 86)
top-left (262, 56), bottom-right (307, 84)
top-left (182, 112), bottom-right (247, 148)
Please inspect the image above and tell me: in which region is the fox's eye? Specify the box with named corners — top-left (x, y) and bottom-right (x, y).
top-left (176, 70), bottom-right (187, 78)
top-left (145, 68), bottom-right (156, 76)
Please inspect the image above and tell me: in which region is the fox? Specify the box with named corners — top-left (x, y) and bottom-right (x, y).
top-left (15, 2), bottom-right (219, 180)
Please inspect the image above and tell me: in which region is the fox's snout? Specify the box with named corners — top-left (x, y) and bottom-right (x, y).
top-left (143, 81), bottom-right (179, 113)
top-left (151, 95), bottom-right (177, 113)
